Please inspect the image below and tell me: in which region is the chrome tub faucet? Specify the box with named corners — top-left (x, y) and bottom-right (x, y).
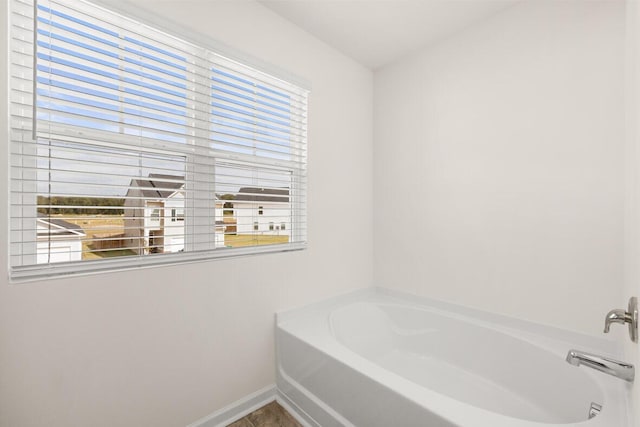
top-left (565, 297), bottom-right (637, 383)
top-left (603, 296), bottom-right (638, 342)
top-left (604, 308), bottom-right (632, 332)
top-left (565, 350), bottom-right (634, 382)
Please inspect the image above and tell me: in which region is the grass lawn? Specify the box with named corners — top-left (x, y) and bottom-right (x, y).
top-left (54, 214), bottom-right (287, 257)
top-left (84, 248), bottom-right (137, 260)
top-left (59, 215), bottom-right (135, 260)
top-left (224, 234), bottom-right (289, 247)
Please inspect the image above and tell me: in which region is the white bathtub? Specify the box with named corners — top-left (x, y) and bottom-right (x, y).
top-left (276, 288), bottom-right (629, 427)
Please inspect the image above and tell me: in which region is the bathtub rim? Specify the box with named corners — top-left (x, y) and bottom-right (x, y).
top-left (277, 287), bottom-right (621, 355)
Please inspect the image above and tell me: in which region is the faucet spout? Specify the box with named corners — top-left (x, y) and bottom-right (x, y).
top-left (566, 349), bottom-right (634, 382)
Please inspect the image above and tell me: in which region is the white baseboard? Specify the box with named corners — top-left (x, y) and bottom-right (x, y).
top-left (186, 385), bottom-right (316, 427)
top-left (186, 385), bottom-right (276, 427)
top-left (276, 389), bottom-right (319, 427)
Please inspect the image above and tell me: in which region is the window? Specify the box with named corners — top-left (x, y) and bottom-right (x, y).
top-left (170, 208), bottom-right (184, 222)
top-left (150, 209), bottom-right (161, 222)
top-left (269, 222), bottom-right (274, 231)
top-left (9, 0), bottom-right (308, 280)
top-left (253, 222), bottom-right (259, 231)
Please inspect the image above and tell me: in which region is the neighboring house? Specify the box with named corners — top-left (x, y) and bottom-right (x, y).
top-left (37, 214), bottom-right (86, 263)
top-left (124, 174), bottom-right (224, 254)
top-left (234, 187), bottom-right (291, 237)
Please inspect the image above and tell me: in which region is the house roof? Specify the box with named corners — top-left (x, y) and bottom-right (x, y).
top-left (130, 174), bottom-right (184, 199)
top-left (234, 187), bottom-right (290, 203)
top-left (37, 213), bottom-right (86, 237)
top-left (128, 176), bottom-right (285, 203)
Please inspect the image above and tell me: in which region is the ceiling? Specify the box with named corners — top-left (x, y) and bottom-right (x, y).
top-left (259, 0), bottom-right (518, 69)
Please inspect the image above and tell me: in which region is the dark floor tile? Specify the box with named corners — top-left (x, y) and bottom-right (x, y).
top-left (227, 417), bottom-right (255, 427)
top-left (245, 401), bottom-right (302, 427)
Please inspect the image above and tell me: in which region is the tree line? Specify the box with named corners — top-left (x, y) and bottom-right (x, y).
top-left (38, 196), bottom-right (125, 215)
top-left (37, 193), bottom-right (238, 215)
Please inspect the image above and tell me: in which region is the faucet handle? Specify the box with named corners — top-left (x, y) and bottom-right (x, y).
top-left (603, 297), bottom-right (638, 343)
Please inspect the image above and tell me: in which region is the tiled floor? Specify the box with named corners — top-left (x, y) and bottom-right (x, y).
top-left (227, 401), bottom-right (302, 427)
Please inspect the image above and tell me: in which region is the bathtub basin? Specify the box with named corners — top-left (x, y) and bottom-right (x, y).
top-left (276, 288), bottom-right (629, 427)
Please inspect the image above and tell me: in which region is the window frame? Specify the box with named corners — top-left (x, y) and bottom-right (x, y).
top-left (8, 0), bottom-right (309, 282)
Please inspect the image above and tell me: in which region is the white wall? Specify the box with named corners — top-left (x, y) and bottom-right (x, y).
top-left (624, 0), bottom-right (640, 423)
top-left (0, 2), bottom-right (373, 426)
top-left (374, 0), bottom-right (626, 335)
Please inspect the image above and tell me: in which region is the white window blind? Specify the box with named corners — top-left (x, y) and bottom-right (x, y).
top-left (10, 0), bottom-right (308, 281)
